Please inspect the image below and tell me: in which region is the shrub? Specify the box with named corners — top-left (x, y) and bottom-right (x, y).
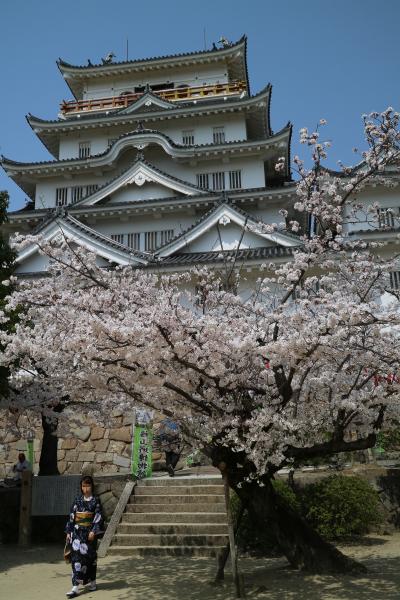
top-left (301, 474), bottom-right (382, 540)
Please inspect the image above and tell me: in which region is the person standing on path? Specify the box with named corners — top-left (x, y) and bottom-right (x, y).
top-left (65, 476), bottom-right (103, 598)
top-left (157, 418), bottom-right (182, 477)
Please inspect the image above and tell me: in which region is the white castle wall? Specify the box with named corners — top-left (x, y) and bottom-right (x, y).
top-left (83, 63), bottom-right (229, 101)
top-left (57, 113), bottom-right (248, 159)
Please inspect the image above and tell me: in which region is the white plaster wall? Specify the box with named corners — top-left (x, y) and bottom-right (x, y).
top-left (57, 113), bottom-right (248, 158)
top-left (343, 187), bottom-right (400, 234)
top-left (182, 224), bottom-right (272, 253)
top-left (109, 182), bottom-right (182, 203)
top-left (83, 64), bottom-right (229, 100)
top-left (16, 252), bottom-right (49, 273)
top-left (35, 174), bottom-right (108, 209)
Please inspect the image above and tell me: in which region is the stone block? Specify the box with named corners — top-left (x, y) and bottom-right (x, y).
top-left (96, 483), bottom-right (111, 494)
top-left (108, 441), bottom-right (125, 454)
top-left (66, 462), bottom-right (83, 474)
top-left (78, 440), bottom-right (94, 452)
top-left (62, 438), bottom-right (78, 450)
top-left (94, 439), bottom-right (109, 452)
top-left (58, 461), bottom-right (67, 474)
top-left (58, 450), bottom-right (66, 460)
top-left (113, 454), bottom-right (131, 468)
top-left (109, 427), bottom-right (131, 443)
top-left (152, 452), bottom-right (162, 462)
top-left (78, 452), bottom-right (95, 462)
top-left (82, 462), bottom-right (95, 476)
top-left (122, 414), bottom-right (136, 426)
top-left (90, 427), bottom-right (106, 441)
top-left (99, 490), bottom-right (114, 505)
top-left (95, 452), bottom-right (113, 463)
top-left (111, 407), bottom-right (124, 418)
top-left (71, 426), bottom-right (91, 442)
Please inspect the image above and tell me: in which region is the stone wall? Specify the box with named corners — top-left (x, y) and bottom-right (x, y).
top-left (0, 409), bottom-right (168, 478)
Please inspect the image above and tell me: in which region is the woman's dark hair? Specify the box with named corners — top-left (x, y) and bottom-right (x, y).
top-left (80, 475), bottom-right (95, 494)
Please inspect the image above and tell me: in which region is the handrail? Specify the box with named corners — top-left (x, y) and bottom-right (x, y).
top-left (60, 81), bottom-right (247, 115)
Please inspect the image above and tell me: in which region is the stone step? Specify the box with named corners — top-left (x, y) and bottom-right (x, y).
top-left (117, 523), bottom-right (228, 535)
top-left (132, 494), bottom-right (225, 504)
top-left (108, 545), bottom-right (225, 557)
top-left (125, 502), bottom-right (226, 513)
top-left (122, 512), bottom-right (225, 524)
top-left (139, 477), bottom-right (223, 487)
top-left (113, 533), bottom-right (229, 547)
top-left (135, 485), bottom-right (225, 496)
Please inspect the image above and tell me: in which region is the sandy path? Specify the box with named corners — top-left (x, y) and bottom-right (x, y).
top-left (1, 534), bottom-right (400, 599)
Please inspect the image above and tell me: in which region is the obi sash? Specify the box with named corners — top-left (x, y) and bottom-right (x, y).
top-left (75, 511), bottom-right (94, 527)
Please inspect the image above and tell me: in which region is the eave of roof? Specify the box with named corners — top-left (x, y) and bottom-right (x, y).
top-left (57, 36), bottom-right (248, 100)
top-left (1, 124), bottom-right (290, 181)
top-left (26, 85), bottom-right (272, 156)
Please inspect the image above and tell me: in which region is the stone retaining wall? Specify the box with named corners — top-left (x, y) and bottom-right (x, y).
top-left (0, 409), bottom-right (166, 478)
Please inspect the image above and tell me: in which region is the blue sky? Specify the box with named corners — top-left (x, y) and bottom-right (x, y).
top-left (1, 0), bottom-right (399, 211)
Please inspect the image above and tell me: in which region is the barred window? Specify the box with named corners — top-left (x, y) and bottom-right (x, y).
top-left (212, 171), bottom-right (225, 191)
top-left (213, 126), bottom-right (225, 144)
top-left (127, 232), bottom-right (140, 250)
top-left (78, 141), bottom-right (91, 158)
top-left (182, 130), bottom-right (195, 145)
top-left (55, 187), bottom-right (68, 207)
top-left (378, 208), bottom-right (396, 228)
top-left (229, 170), bottom-right (242, 189)
top-left (71, 186), bottom-right (85, 204)
top-left (144, 231), bottom-right (158, 251)
top-left (196, 173), bottom-right (209, 189)
top-left (86, 184), bottom-right (99, 196)
top-left (111, 234), bottom-right (124, 245)
top-left (159, 229), bottom-right (174, 246)
top-left (390, 271), bottom-right (400, 290)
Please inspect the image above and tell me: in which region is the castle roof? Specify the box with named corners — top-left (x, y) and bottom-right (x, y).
top-left (27, 86), bottom-right (272, 158)
top-left (57, 36), bottom-right (248, 100)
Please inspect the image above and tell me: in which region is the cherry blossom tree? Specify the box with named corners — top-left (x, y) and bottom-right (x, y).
top-left (2, 109), bottom-right (400, 572)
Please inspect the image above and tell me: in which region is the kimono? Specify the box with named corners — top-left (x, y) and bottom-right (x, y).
top-left (65, 495), bottom-right (103, 586)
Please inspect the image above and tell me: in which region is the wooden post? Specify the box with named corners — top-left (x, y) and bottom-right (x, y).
top-left (18, 470), bottom-right (32, 546)
top-left (220, 463), bottom-right (245, 598)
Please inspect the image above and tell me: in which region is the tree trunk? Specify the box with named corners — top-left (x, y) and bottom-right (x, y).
top-left (234, 477), bottom-right (365, 573)
top-left (39, 404), bottom-right (63, 476)
top-left (209, 447), bottom-right (366, 574)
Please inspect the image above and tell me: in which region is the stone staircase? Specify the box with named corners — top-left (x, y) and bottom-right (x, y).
top-left (108, 476), bottom-right (229, 557)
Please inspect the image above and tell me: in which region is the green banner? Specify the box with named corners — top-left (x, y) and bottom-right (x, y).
top-left (26, 438), bottom-right (34, 469)
top-left (131, 424), bottom-right (153, 479)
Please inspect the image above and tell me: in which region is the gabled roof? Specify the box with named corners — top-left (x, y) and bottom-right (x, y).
top-left (26, 85), bottom-right (272, 158)
top-left (57, 37), bottom-right (248, 100)
top-left (16, 212), bottom-right (150, 268)
top-left (159, 245), bottom-right (295, 266)
top-left (117, 90), bottom-right (176, 114)
top-left (155, 201), bottom-right (302, 258)
top-left (73, 157), bottom-right (209, 207)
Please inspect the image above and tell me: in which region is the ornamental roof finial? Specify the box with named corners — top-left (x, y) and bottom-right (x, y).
top-left (219, 36), bottom-right (233, 48)
top-left (101, 51), bottom-right (115, 65)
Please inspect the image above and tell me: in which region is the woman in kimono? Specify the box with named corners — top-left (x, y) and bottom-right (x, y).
top-left (65, 476), bottom-right (103, 598)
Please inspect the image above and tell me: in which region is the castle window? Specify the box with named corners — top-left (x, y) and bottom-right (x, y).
top-left (196, 173), bottom-right (209, 189)
top-left (78, 141), bottom-right (91, 158)
top-left (55, 187), bottom-right (68, 207)
top-left (159, 229), bottom-right (174, 246)
top-left (111, 234), bottom-right (124, 245)
top-left (212, 171), bottom-right (225, 191)
top-left (213, 126), bottom-right (225, 144)
top-left (71, 186), bottom-right (85, 204)
top-left (144, 231), bottom-right (158, 251)
top-left (378, 208), bottom-right (396, 228)
top-left (229, 170), bottom-right (242, 189)
top-left (86, 184), bottom-right (99, 196)
top-left (390, 271), bottom-right (400, 290)
top-left (127, 233), bottom-right (141, 250)
top-left (182, 130), bottom-right (195, 145)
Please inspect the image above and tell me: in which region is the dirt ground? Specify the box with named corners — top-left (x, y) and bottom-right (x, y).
top-left (1, 533), bottom-right (400, 600)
